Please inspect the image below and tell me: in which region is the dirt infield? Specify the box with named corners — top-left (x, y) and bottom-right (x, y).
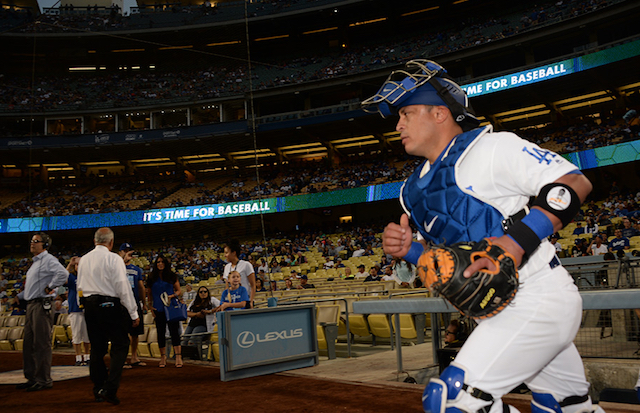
top-left (0, 352), bottom-right (425, 412)
top-left (1, 352), bottom-right (638, 413)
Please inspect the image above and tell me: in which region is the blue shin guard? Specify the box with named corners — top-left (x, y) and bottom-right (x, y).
top-left (422, 365), bottom-right (466, 413)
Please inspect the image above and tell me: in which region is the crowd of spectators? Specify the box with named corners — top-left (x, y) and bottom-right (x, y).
top-left (0, 152), bottom-right (421, 217)
top-left (5, 178), bottom-right (640, 314)
top-left (517, 112), bottom-right (640, 153)
top-left (3, 113), bottom-right (640, 219)
top-left (0, 0), bottom-right (621, 114)
top-left (0, 221), bottom-right (388, 313)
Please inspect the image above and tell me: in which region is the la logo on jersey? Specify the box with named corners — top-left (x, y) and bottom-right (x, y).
top-left (546, 186), bottom-right (571, 210)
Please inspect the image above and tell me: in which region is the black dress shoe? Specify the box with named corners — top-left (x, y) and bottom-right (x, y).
top-left (98, 389), bottom-right (120, 405)
top-left (16, 381), bottom-right (35, 390)
top-left (26, 382), bottom-right (53, 392)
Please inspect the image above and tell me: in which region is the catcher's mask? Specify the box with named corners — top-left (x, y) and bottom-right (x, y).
top-left (361, 59), bottom-right (480, 132)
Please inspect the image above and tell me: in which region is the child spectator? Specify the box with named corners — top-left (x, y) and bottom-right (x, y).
top-left (216, 271), bottom-right (249, 311)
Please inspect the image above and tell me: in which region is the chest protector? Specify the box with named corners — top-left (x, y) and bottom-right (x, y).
top-left (401, 127), bottom-right (506, 245)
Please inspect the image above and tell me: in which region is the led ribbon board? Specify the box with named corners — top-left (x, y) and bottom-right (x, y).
top-left (461, 38), bottom-right (640, 97)
top-left (0, 182), bottom-right (404, 233)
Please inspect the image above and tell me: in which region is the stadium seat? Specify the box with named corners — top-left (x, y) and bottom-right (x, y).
top-left (143, 312), bottom-right (155, 325)
top-left (138, 326), bottom-right (156, 358)
top-left (4, 326), bottom-right (24, 350)
top-left (367, 314), bottom-right (392, 342)
top-left (4, 316), bottom-right (20, 327)
top-left (316, 304), bottom-right (340, 359)
top-left (150, 342), bottom-right (161, 358)
top-left (52, 325), bottom-right (70, 347)
top-left (391, 314), bottom-right (418, 340)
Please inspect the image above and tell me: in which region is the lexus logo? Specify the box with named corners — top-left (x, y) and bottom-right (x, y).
top-left (236, 328), bottom-right (304, 348)
top-left (237, 331), bottom-right (256, 348)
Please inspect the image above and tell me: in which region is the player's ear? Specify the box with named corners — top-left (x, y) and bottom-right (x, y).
top-left (433, 105), bottom-right (450, 124)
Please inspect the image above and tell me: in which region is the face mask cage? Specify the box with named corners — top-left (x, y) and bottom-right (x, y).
top-left (361, 59), bottom-right (447, 118)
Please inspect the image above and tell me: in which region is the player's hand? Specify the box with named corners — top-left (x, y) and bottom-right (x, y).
top-left (383, 214), bottom-right (413, 258)
top-left (463, 235), bottom-right (524, 278)
top-left (132, 318), bottom-right (140, 328)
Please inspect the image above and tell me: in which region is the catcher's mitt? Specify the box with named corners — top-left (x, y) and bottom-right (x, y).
top-left (417, 239), bottom-right (519, 318)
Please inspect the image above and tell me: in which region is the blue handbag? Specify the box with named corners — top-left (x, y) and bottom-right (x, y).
top-left (164, 298), bottom-right (187, 322)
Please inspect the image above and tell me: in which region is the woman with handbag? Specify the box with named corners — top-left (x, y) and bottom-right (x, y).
top-left (147, 255), bottom-right (183, 368)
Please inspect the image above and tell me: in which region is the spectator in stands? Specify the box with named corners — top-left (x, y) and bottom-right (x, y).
top-left (549, 235), bottom-right (563, 254)
top-left (255, 278), bottom-right (267, 292)
top-left (364, 267), bottom-right (382, 282)
top-left (147, 255), bottom-right (183, 368)
top-left (182, 283), bottom-right (196, 303)
top-left (181, 286), bottom-right (219, 359)
top-left (621, 219), bottom-right (640, 238)
top-left (572, 238), bottom-right (589, 257)
top-left (296, 274), bottom-right (315, 289)
top-left (608, 229), bottom-right (630, 253)
top-left (0, 295), bottom-right (10, 313)
top-left (342, 267), bottom-right (354, 279)
top-left (289, 269), bottom-right (301, 280)
top-left (381, 265), bottom-right (395, 281)
top-left (393, 257), bottom-right (416, 285)
top-left (284, 278), bottom-right (294, 290)
top-left (572, 222), bottom-right (586, 235)
top-left (257, 258), bottom-right (269, 274)
top-left (268, 280), bottom-right (278, 291)
top-left (269, 257), bottom-right (281, 273)
top-left (584, 216), bottom-right (599, 235)
top-left (352, 244), bottom-right (365, 257)
top-left (590, 235), bottom-right (609, 256)
top-left (323, 256), bottom-right (334, 269)
top-left (354, 264), bottom-right (367, 279)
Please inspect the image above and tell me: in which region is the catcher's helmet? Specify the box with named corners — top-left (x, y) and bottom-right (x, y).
top-left (361, 59), bottom-right (480, 131)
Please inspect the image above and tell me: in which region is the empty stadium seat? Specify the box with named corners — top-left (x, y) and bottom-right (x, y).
top-left (138, 326), bottom-right (156, 358)
top-left (52, 325), bottom-right (70, 347)
top-left (4, 316), bottom-right (21, 327)
top-left (316, 304), bottom-right (340, 359)
top-left (367, 314), bottom-right (392, 342)
top-left (0, 326), bottom-right (24, 350)
top-left (391, 314), bottom-right (418, 340)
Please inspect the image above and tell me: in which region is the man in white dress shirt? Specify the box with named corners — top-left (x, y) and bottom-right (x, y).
top-left (77, 228), bottom-right (139, 405)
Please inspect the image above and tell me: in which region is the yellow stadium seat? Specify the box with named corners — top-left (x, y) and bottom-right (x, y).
top-left (52, 325), bottom-right (69, 347)
top-left (316, 305), bottom-right (340, 359)
top-left (367, 314), bottom-right (392, 340)
top-left (391, 314), bottom-right (418, 340)
top-left (138, 326), bottom-right (157, 358)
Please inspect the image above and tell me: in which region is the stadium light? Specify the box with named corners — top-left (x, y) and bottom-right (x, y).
top-left (349, 17), bottom-right (386, 27)
top-left (303, 27), bottom-right (338, 35)
top-left (401, 6), bottom-right (439, 16)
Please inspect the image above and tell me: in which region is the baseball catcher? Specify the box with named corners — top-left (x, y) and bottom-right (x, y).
top-left (366, 59), bottom-right (603, 413)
